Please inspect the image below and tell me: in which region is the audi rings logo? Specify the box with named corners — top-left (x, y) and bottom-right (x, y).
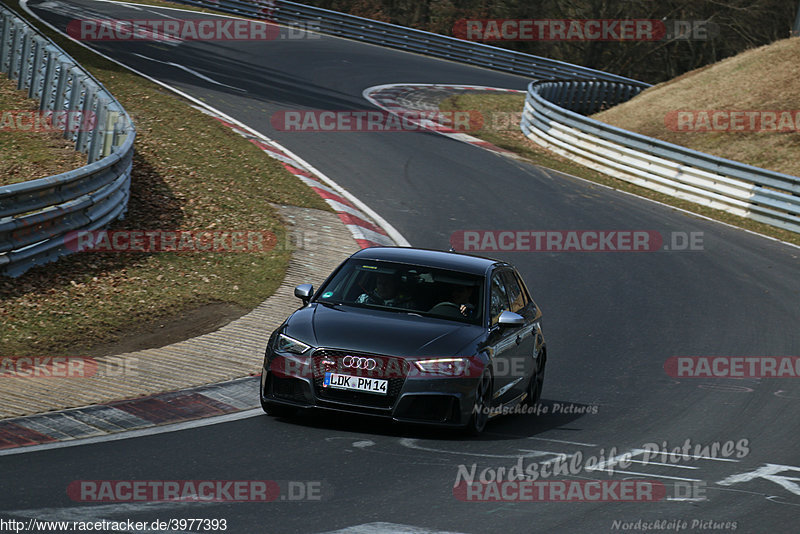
top-left (342, 356), bottom-right (378, 370)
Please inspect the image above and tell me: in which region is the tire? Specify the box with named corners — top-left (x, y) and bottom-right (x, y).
top-left (464, 369), bottom-right (493, 436)
top-left (524, 350), bottom-right (546, 407)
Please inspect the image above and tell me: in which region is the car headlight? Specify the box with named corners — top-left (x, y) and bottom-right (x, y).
top-left (414, 357), bottom-right (473, 376)
top-left (276, 333), bottom-right (311, 355)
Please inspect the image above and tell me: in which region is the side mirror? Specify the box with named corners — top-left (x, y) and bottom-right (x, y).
top-left (294, 284), bottom-right (314, 304)
top-left (498, 310), bottom-right (524, 327)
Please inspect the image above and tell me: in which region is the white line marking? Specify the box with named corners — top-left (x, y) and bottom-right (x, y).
top-left (320, 522), bottom-right (466, 534)
top-left (7, 503), bottom-right (200, 533)
top-left (623, 459), bottom-right (699, 469)
top-left (398, 438), bottom-right (557, 459)
top-left (150, 9), bottom-right (179, 19)
top-left (628, 448), bottom-right (742, 463)
top-left (131, 53), bottom-right (245, 91)
top-left (525, 437), bottom-right (597, 447)
top-left (483, 433), bottom-right (597, 447)
top-left (765, 495), bottom-right (800, 507)
top-left (718, 463), bottom-right (800, 496)
top-left (602, 470), bottom-right (701, 482)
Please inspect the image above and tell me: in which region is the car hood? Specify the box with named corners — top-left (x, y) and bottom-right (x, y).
top-left (283, 303), bottom-right (484, 357)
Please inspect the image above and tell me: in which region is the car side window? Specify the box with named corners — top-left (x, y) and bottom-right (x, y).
top-left (490, 272), bottom-right (510, 325)
top-left (501, 270), bottom-right (526, 314)
top-left (514, 271), bottom-right (531, 306)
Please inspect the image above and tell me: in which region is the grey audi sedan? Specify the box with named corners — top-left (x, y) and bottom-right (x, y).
top-left (259, 247), bottom-right (546, 434)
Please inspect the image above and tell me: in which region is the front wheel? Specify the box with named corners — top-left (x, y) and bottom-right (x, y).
top-left (524, 351), bottom-right (546, 407)
top-left (464, 369), bottom-right (493, 436)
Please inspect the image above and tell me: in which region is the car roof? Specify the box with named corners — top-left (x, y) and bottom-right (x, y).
top-left (349, 247), bottom-right (505, 276)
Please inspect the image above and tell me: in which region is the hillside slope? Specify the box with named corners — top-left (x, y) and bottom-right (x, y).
top-left (593, 37), bottom-right (800, 177)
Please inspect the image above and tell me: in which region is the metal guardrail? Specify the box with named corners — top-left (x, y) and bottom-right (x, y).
top-left (172, 0), bottom-right (643, 84)
top-left (30, 0), bottom-right (793, 236)
top-left (521, 80), bottom-right (800, 233)
top-left (794, 2), bottom-right (800, 37)
top-left (0, 4), bottom-right (135, 277)
top-left (183, 0), bottom-right (798, 234)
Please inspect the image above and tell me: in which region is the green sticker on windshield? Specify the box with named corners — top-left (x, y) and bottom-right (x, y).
top-left (322, 291), bottom-right (334, 298)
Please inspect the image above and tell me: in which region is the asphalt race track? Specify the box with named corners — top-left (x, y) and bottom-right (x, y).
top-left (6, 1), bottom-right (800, 532)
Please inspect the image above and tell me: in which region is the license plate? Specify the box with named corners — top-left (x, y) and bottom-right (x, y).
top-left (323, 372), bottom-right (388, 395)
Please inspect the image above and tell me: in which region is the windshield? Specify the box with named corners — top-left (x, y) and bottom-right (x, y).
top-left (314, 259), bottom-right (485, 324)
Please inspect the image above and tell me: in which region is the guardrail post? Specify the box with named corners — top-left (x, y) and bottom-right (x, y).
top-left (9, 21), bottom-right (22, 81)
top-left (88, 97), bottom-right (108, 163)
top-left (53, 60), bottom-right (68, 114)
top-left (28, 36), bottom-right (43, 99)
top-left (39, 46), bottom-right (56, 110)
top-left (0, 3), bottom-right (136, 276)
top-left (76, 86), bottom-right (96, 155)
top-left (17, 30), bottom-right (31, 91)
top-left (0, 14), bottom-right (11, 73)
top-left (793, 1), bottom-right (800, 36)
top-left (65, 68), bottom-right (82, 140)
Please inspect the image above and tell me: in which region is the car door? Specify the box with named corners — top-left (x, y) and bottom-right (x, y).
top-left (485, 268), bottom-right (526, 405)
top-left (501, 269), bottom-right (540, 398)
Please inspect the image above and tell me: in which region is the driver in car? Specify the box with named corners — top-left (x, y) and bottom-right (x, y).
top-left (429, 284), bottom-right (476, 318)
top-left (357, 272), bottom-right (412, 307)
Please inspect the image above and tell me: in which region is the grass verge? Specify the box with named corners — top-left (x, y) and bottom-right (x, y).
top-left (439, 93), bottom-right (800, 248)
top-left (1, 1), bottom-right (331, 356)
top-left (594, 38), bottom-right (800, 178)
top-left (0, 77), bottom-right (87, 186)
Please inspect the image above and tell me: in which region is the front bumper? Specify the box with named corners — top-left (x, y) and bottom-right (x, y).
top-left (260, 350), bottom-right (480, 426)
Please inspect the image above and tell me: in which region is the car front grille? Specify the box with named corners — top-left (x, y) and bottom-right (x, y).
top-left (312, 349), bottom-right (410, 409)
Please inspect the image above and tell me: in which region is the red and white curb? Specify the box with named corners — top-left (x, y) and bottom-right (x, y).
top-left (196, 108), bottom-right (400, 249)
top-left (10, 0), bottom-right (413, 454)
top-left (22, 0), bottom-right (406, 251)
top-left (0, 377), bottom-right (260, 455)
top-left (363, 83), bottom-right (524, 157)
